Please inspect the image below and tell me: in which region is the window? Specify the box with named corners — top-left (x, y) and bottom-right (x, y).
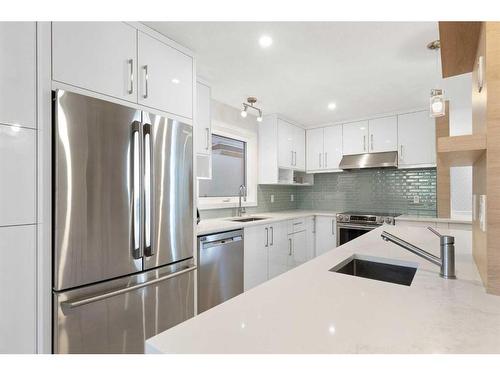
top-left (199, 134), bottom-right (246, 197)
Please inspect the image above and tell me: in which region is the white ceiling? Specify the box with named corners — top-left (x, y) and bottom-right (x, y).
top-left (145, 22), bottom-right (443, 127)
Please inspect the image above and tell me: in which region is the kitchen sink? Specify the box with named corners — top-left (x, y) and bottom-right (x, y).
top-left (229, 217), bottom-right (268, 222)
top-left (329, 255), bottom-right (417, 286)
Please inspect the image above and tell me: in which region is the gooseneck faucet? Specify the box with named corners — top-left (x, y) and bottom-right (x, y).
top-left (381, 227), bottom-right (456, 279)
top-left (237, 185), bottom-right (247, 217)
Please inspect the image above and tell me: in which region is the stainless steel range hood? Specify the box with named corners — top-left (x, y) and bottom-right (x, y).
top-left (339, 151), bottom-right (398, 170)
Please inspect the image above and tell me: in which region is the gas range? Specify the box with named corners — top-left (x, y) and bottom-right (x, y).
top-left (335, 211), bottom-right (401, 246)
top-left (336, 211), bottom-right (401, 226)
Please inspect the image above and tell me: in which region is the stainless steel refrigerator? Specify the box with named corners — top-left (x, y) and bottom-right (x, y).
top-left (52, 90), bottom-right (195, 354)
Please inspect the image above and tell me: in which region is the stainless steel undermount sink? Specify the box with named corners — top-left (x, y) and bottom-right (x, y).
top-left (229, 217), bottom-right (268, 222)
top-left (329, 255), bottom-right (417, 286)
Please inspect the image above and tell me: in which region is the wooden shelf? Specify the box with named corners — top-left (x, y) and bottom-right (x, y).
top-left (438, 22), bottom-right (482, 78)
top-left (437, 134), bottom-right (486, 166)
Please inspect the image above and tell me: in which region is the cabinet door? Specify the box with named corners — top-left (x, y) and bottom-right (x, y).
top-left (342, 121), bottom-right (369, 155)
top-left (277, 119), bottom-right (294, 168)
top-left (306, 128), bottom-right (324, 171)
top-left (0, 225), bottom-right (36, 353)
top-left (323, 125), bottom-right (343, 170)
top-left (268, 221), bottom-right (289, 279)
top-left (305, 217), bottom-right (316, 260)
top-left (289, 230), bottom-right (307, 268)
top-left (397, 111), bottom-right (436, 167)
top-left (52, 22), bottom-right (137, 102)
top-left (244, 225), bottom-right (269, 291)
top-left (293, 125), bottom-right (306, 171)
top-left (195, 82), bottom-right (211, 156)
top-left (138, 32), bottom-right (193, 118)
top-left (0, 22), bottom-right (36, 128)
top-left (315, 216), bottom-right (336, 256)
top-left (368, 116), bottom-right (397, 153)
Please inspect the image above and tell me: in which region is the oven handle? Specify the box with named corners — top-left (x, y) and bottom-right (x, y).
top-left (337, 223), bottom-right (380, 231)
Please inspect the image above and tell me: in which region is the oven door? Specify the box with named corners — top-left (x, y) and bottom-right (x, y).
top-left (337, 223), bottom-right (380, 246)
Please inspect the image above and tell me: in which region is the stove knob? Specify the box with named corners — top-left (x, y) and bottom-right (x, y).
top-left (385, 217), bottom-right (393, 224)
top-left (376, 217), bottom-right (384, 224)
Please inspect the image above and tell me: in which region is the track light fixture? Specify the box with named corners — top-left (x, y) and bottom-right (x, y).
top-left (241, 97), bottom-right (263, 123)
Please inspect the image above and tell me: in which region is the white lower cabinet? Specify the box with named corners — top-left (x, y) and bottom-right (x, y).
top-left (315, 216), bottom-right (337, 256)
top-left (288, 230), bottom-right (308, 268)
top-left (305, 216), bottom-right (316, 260)
top-left (244, 224), bottom-right (269, 291)
top-left (0, 225), bottom-right (36, 353)
top-left (268, 221), bottom-right (289, 279)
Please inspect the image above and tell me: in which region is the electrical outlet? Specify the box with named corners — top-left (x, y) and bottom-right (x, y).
top-left (270, 194), bottom-right (274, 203)
top-left (290, 194), bottom-right (294, 202)
top-left (413, 195), bottom-right (420, 204)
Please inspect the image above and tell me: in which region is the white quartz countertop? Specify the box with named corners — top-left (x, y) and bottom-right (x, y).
top-left (147, 225), bottom-right (500, 353)
top-left (396, 215), bottom-right (472, 224)
top-left (197, 210), bottom-right (338, 236)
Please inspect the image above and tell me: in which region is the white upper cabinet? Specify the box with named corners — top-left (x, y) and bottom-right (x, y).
top-left (368, 116), bottom-right (398, 153)
top-left (398, 111), bottom-right (436, 168)
top-left (277, 119), bottom-right (296, 169)
top-left (342, 120), bottom-right (369, 155)
top-left (306, 128), bottom-right (324, 171)
top-left (195, 81), bottom-right (212, 179)
top-left (306, 125), bottom-right (342, 172)
top-left (52, 22), bottom-right (138, 102)
top-left (138, 31), bottom-right (193, 119)
top-left (195, 81), bottom-right (211, 156)
top-left (293, 125), bottom-right (306, 170)
top-left (259, 115), bottom-right (310, 185)
top-left (0, 22), bottom-right (36, 128)
top-left (323, 125), bottom-right (343, 170)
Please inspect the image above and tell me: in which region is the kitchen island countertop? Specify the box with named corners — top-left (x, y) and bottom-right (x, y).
top-left (147, 225), bottom-right (500, 353)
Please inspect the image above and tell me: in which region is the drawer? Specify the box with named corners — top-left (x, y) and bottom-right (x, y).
top-left (288, 218), bottom-right (306, 234)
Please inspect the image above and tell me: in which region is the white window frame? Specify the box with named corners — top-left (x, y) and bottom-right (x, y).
top-left (197, 119), bottom-right (258, 210)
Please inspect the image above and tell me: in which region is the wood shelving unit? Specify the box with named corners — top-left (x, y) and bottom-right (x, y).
top-left (437, 133), bottom-right (487, 166)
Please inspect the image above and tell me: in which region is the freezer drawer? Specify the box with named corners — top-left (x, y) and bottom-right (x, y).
top-left (53, 260), bottom-right (195, 354)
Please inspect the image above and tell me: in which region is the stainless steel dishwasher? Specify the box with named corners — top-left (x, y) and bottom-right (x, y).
top-left (197, 229), bottom-right (244, 313)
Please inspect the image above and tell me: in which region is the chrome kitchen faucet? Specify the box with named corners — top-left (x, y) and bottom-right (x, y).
top-left (381, 227), bottom-right (456, 279)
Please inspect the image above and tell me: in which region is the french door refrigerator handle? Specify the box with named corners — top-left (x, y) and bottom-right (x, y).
top-left (143, 122), bottom-right (153, 257)
top-left (61, 266), bottom-right (197, 309)
top-left (131, 121), bottom-right (142, 259)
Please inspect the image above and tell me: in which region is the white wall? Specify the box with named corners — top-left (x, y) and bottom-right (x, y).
top-left (442, 73), bottom-right (473, 220)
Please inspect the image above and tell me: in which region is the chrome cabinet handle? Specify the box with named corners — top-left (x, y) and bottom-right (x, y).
top-left (270, 226), bottom-right (274, 246)
top-left (143, 65), bottom-right (149, 99)
top-left (319, 153), bottom-right (322, 168)
top-left (289, 238), bottom-right (292, 256)
top-left (291, 151), bottom-right (294, 166)
top-left (128, 59), bottom-right (134, 94)
top-left (332, 219), bottom-right (335, 235)
top-left (205, 128), bottom-right (210, 150)
top-left (371, 134), bottom-right (374, 151)
top-left (265, 227), bottom-right (269, 247)
top-left (400, 145), bottom-right (404, 159)
top-left (131, 121), bottom-right (142, 259)
top-left (62, 265), bottom-right (197, 308)
top-left (143, 123), bottom-right (153, 257)
top-left (363, 135), bottom-right (366, 151)
top-left (325, 152), bottom-right (328, 168)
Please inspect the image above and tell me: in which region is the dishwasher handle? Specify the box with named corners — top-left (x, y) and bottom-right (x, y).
top-left (201, 236), bottom-right (243, 250)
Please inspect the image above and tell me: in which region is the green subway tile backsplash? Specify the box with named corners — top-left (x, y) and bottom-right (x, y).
top-left (200, 168), bottom-right (437, 219)
top-left (296, 168), bottom-right (437, 216)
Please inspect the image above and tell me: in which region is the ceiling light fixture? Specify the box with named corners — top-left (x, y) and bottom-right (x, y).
top-left (258, 35), bottom-right (273, 48)
top-left (427, 40), bottom-right (445, 118)
top-left (328, 102), bottom-right (337, 110)
top-left (241, 97), bottom-right (264, 123)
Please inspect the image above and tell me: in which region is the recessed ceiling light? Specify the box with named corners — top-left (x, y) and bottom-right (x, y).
top-left (328, 102), bottom-right (337, 110)
top-left (258, 35), bottom-right (273, 48)
top-left (171, 78), bottom-right (180, 84)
